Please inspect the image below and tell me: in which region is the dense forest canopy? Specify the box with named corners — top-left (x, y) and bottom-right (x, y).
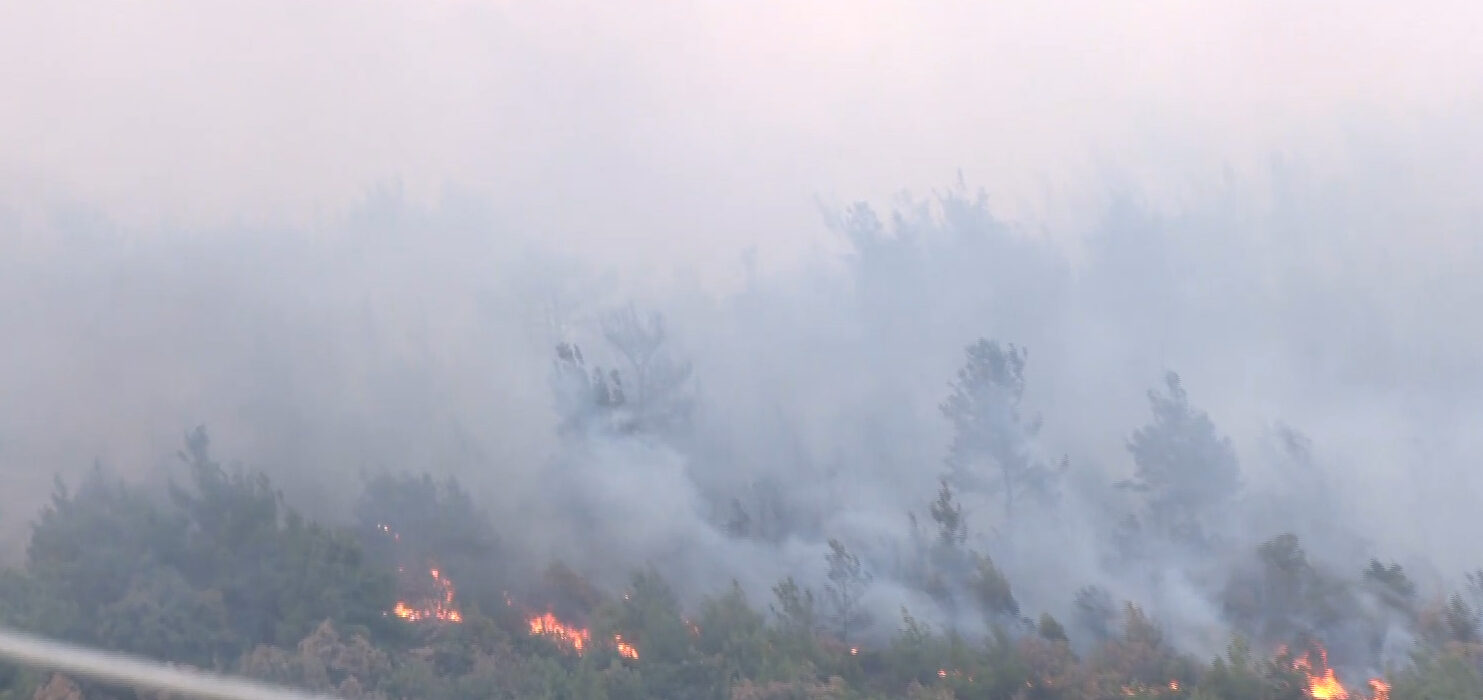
top-left (3, 177), bottom-right (1483, 700)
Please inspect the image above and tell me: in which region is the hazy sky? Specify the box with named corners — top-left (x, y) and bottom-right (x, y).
top-left (5, 0), bottom-right (1482, 276)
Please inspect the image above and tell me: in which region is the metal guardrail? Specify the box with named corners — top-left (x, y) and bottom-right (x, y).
top-left (0, 627), bottom-right (337, 700)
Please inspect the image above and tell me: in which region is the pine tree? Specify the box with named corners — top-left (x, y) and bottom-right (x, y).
top-left (928, 480), bottom-right (966, 549)
top-left (940, 339), bottom-right (1057, 536)
top-left (822, 539), bottom-right (873, 643)
top-left (1121, 372), bottom-right (1240, 541)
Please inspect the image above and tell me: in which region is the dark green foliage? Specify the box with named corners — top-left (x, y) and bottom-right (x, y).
top-left (1078, 603), bottom-right (1203, 698)
top-left (1222, 533), bottom-right (1359, 647)
top-left (540, 560), bottom-right (610, 617)
top-left (695, 583), bottom-right (770, 683)
top-left (1037, 614), bottom-right (1068, 643)
top-left (972, 627), bottom-right (1035, 700)
top-left (24, 467), bottom-right (187, 644)
top-left (1441, 595), bottom-right (1479, 644)
top-left (1193, 637), bottom-right (1308, 700)
top-left (583, 569), bottom-right (733, 699)
top-left (884, 609), bottom-right (946, 688)
top-left (770, 576), bottom-right (820, 663)
top-left (968, 552), bottom-right (1018, 622)
top-left (3, 424), bottom-right (1461, 700)
top-left (927, 480), bottom-right (966, 549)
top-left (1073, 585), bottom-right (1117, 645)
top-left (354, 471), bottom-right (505, 612)
top-left (941, 339), bottom-right (1057, 530)
top-left (601, 568), bottom-right (692, 664)
top-left (11, 427), bottom-right (395, 672)
top-left (1121, 372), bottom-right (1240, 541)
top-left (822, 539), bottom-right (873, 644)
top-left (93, 567), bottom-right (234, 668)
top-left (1389, 648), bottom-right (1483, 699)
top-left (354, 472), bottom-right (498, 563)
top-left (166, 427), bottom-right (397, 651)
top-left (169, 426), bottom-right (281, 568)
top-left (909, 481), bottom-right (1028, 640)
top-left (1364, 559), bottom-right (1417, 612)
top-left (266, 512), bottom-right (399, 646)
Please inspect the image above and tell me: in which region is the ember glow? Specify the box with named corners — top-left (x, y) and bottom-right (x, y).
top-left (1119, 680), bottom-right (1181, 696)
top-left (936, 668), bottom-right (970, 682)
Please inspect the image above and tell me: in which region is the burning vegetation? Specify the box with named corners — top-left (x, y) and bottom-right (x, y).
top-left (526, 611), bottom-right (591, 653)
top-left (524, 610), bottom-right (639, 659)
top-left (8, 348), bottom-right (1483, 700)
top-left (1282, 644), bottom-right (1390, 700)
top-left (367, 562), bottom-right (1402, 699)
top-left (377, 521), bottom-right (641, 660)
top-left (377, 523), bottom-right (465, 624)
top-left (349, 460), bottom-right (1427, 700)
top-left (389, 567), bottom-right (463, 623)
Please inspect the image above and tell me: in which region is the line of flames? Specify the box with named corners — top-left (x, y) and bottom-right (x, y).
top-left (1107, 645), bottom-right (1391, 699)
top-left (382, 569), bottom-right (1389, 698)
top-left (527, 611), bottom-right (639, 660)
top-left (378, 523), bottom-right (636, 658)
top-left (376, 522), bottom-right (1391, 697)
top-left (379, 550), bottom-right (637, 659)
top-left (960, 642), bottom-right (1392, 700)
top-left (378, 559), bottom-right (1388, 696)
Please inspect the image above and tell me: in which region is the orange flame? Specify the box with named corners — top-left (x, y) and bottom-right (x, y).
top-left (378, 523), bottom-right (459, 622)
top-left (1289, 645), bottom-right (1348, 699)
top-left (527, 611), bottom-right (638, 660)
top-left (1278, 644), bottom-right (1388, 700)
top-left (529, 611), bottom-right (591, 653)
top-left (390, 567), bottom-right (463, 623)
